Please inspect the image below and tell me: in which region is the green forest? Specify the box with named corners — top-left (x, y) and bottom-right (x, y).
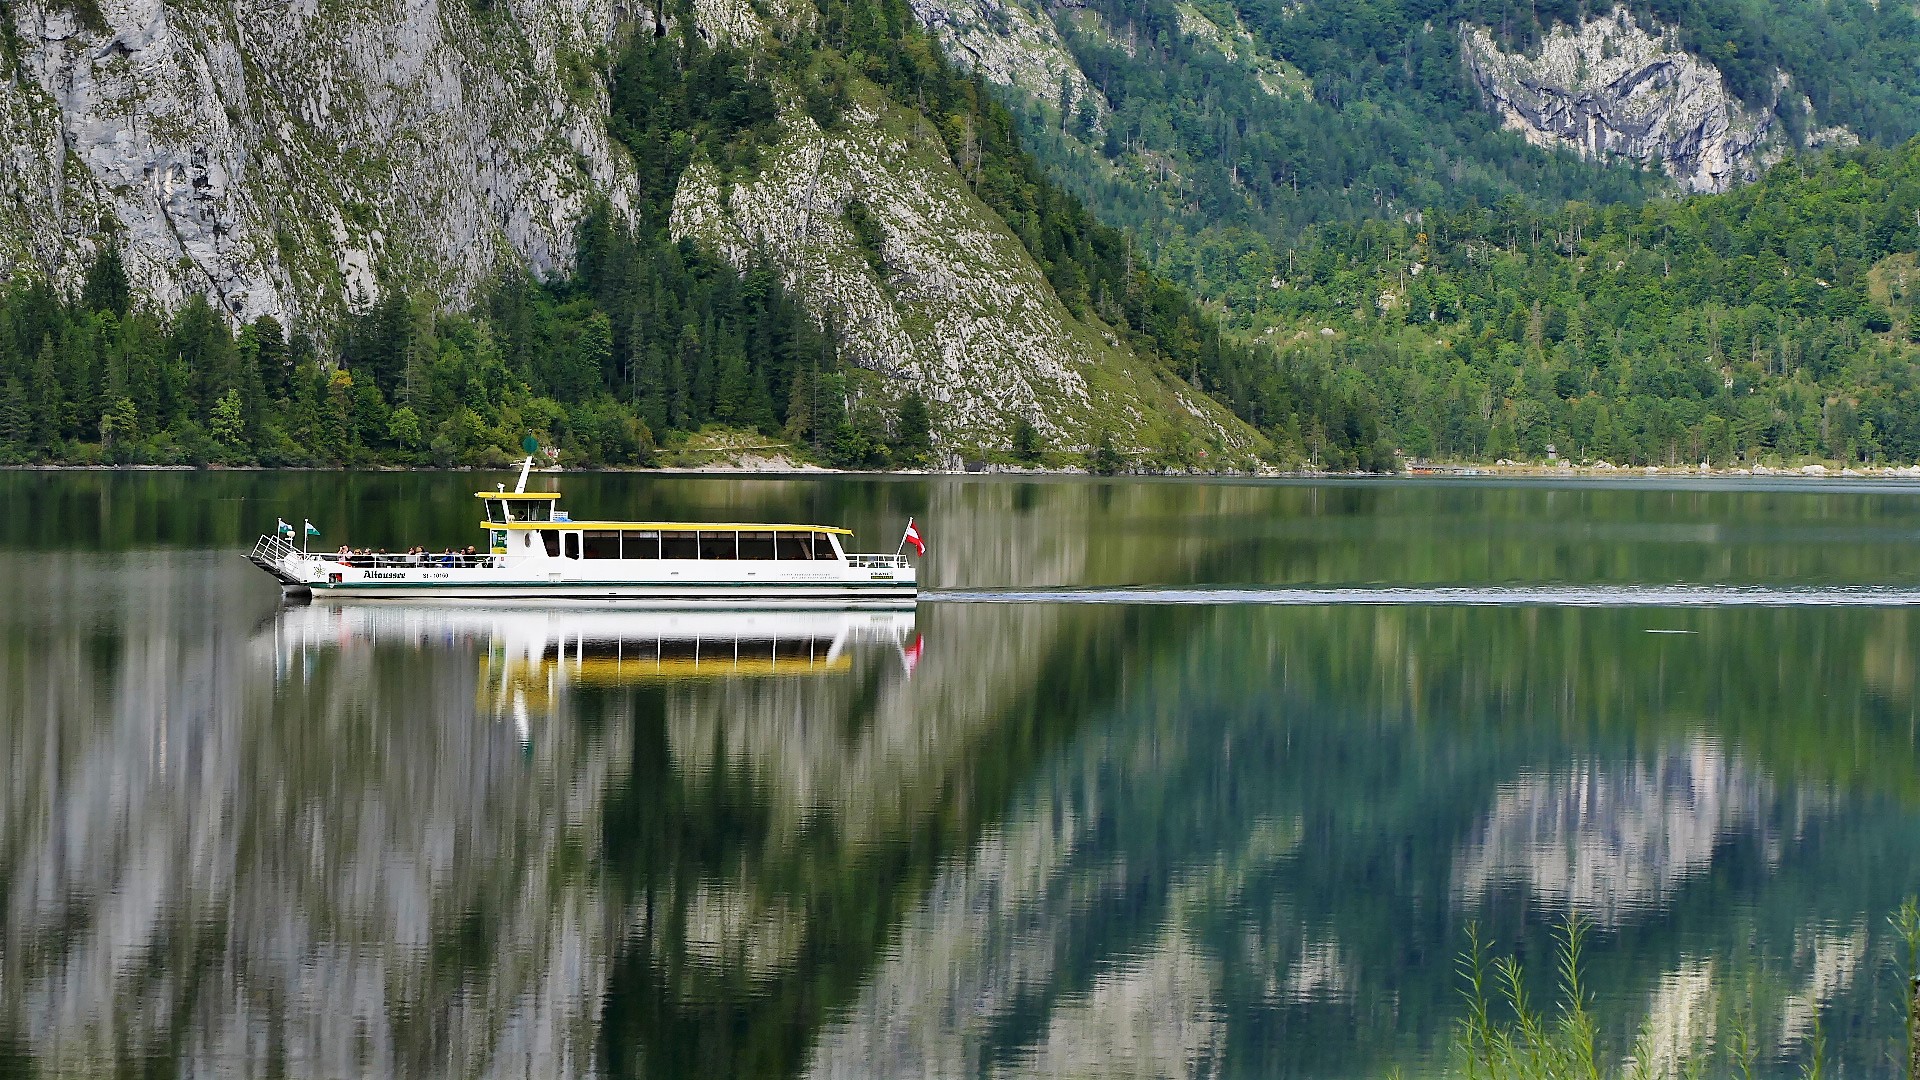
top-left (0, 1), bottom-right (1391, 470)
top-left (5, 0), bottom-right (1920, 470)
top-left (1255, 142), bottom-right (1920, 465)
top-left (1015, 0), bottom-right (1920, 279)
top-left (989, 0), bottom-right (1920, 467)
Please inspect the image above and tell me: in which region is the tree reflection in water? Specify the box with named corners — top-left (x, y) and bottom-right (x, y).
top-left (4, 474), bottom-right (1920, 1079)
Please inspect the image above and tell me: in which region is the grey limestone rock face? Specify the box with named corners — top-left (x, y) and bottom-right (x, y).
top-left (0, 0), bottom-right (1260, 452)
top-left (662, 0), bottom-right (1257, 452)
top-left (905, 0), bottom-right (1104, 120)
top-left (1460, 11), bottom-right (1853, 194)
top-left (670, 85), bottom-right (1255, 451)
top-left (0, 0), bottom-right (633, 327)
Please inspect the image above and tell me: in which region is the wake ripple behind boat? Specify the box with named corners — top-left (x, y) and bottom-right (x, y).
top-left (924, 585), bottom-right (1920, 607)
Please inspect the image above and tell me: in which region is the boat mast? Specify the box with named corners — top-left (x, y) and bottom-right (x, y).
top-left (514, 455), bottom-right (534, 494)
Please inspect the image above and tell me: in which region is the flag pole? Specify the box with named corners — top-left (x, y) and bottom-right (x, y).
top-left (896, 517), bottom-right (912, 557)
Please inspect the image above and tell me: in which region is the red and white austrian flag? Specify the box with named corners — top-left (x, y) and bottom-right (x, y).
top-left (902, 518), bottom-right (925, 557)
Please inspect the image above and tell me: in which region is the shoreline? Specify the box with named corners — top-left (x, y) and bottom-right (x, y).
top-left (7, 461), bottom-right (1920, 480)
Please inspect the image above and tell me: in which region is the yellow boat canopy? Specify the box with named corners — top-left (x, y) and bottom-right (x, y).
top-left (486, 521), bottom-right (853, 534)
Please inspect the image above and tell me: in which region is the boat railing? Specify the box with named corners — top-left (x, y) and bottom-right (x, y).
top-left (248, 534), bottom-right (302, 574)
top-left (329, 551), bottom-right (504, 569)
top-left (846, 553), bottom-right (911, 570)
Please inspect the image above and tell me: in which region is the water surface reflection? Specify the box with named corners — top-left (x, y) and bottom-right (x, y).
top-left (3, 475), bottom-right (1920, 1079)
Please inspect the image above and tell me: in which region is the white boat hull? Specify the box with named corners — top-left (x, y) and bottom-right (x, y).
top-left (293, 582), bottom-right (916, 607)
top-left (249, 544), bottom-right (916, 608)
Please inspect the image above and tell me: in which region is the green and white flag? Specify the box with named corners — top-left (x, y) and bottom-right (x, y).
top-left (304, 520), bottom-right (321, 539)
top-left (277, 519), bottom-right (293, 538)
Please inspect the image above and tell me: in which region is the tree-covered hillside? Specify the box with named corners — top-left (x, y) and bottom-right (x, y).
top-left (1259, 142), bottom-right (1920, 465)
top-left (0, 4), bottom-right (1392, 470)
top-left (996, 0), bottom-right (1920, 316)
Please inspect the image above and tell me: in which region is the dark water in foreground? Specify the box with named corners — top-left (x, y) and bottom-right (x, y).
top-left (2, 471), bottom-right (1919, 1078)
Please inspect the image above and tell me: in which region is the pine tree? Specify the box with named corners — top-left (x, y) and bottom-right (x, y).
top-left (783, 364), bottom-right (813, 445)
top-left (81, 241), bottom-right (131, 317)
top-left (58, 319), bottom-right (97, 442)
top-left (634, 340), bottom-right (668, 435)
top-left (99, 396), bottom-right (139, 460)
top-left (669, 324), bottom-right (695, 429)
top-left (254, 316), bottom-right (289, 398)
top-left (210, 388), bottom-right (246, 451)
top-left (892, 391), bottom-right (932, 466)
top-left (322, 369), bottom-right (354, 464)
top-left (567, 311), bottom-right (613, 402)
top-left (1012, 416), bottom-right (1042, 462)
top-left (170, 296), bottom-right (237, 424)
top-left (0, 377), bottom-right (28, 456)
top-left (713, 348), bottom-right (752, 424)
top-left (27, 337), bottom-right (62, 453)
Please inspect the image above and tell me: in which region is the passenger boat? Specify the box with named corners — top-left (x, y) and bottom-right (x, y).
top-left (246, 459), bottom-right (918, 607)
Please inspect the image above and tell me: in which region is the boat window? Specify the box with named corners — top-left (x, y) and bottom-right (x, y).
top-left (484, 499), bottom-right (506, 524)
top-left (583, 531), bottom-right (620, 560)
top-left (661, 532), bottom-right (699, 560)
top-left (699, 531), bottom-right (737, 560)
top-left (738, 531), bottom-right (775, 560)
top-left (622, 531), bottom-right (660, 559)
top-left (511, 502), bottom-right (553, 523)
top-left (812, 532), bottom-right (840, 560)
top-left (563, 532), bottom-right (582, 559)
top-left (774, 532), bottom-right (813, 560)
top-left (541, 530), bottom-right (562, 557)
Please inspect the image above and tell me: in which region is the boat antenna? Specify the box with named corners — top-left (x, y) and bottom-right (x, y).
top-left (516, 435), bottom-right (540, 494)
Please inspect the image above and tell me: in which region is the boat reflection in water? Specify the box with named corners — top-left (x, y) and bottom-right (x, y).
top-left (262, 604), bottom-right (920, 741)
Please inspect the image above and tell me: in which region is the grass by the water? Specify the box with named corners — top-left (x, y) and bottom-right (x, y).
top-left (1449, 899), bottom-right (1920, 1080)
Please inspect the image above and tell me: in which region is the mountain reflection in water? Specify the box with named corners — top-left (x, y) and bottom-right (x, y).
top-left (5, 473), bottom-right (1920, 1079)
top-left (1452, 741), bottom-right (1780, 927)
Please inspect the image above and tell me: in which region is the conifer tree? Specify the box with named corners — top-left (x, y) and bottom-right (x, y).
top-left (81, 241), bottom-right (131, 317)
top-left (1012, 416), bottom-right (1042, 462)
top-left (0, 377), bottom-right (28, 457)
top-left (892, 391), bottom-right (932, 466)
top-left (210, 388), bottom-right (246, 453)
top-left (713, 349), bottom-right (753, 425)
top-left (99, 396), bottom-right (138, 462)
top-left (28, 338), bottom-right (61, 453)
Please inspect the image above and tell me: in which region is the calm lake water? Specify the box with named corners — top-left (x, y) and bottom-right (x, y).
top-left (3, 471), bottom-right (1919, 1078)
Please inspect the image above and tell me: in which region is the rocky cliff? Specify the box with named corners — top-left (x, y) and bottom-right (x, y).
top-left (0, 0), bottom-right (1255, 452)
top-left (906, 0), bottom-right (1306, 128)
top-left (0, 0), bottom-right (631, 324)
top-left (671, 78), bottom-right (1249, 449)
top-left (1460, 10), bottom-right (1853, 193)
top-left (905, 0), bottom-right (1105, 121)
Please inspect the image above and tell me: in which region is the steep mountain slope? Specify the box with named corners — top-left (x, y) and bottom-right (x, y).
top-left (660, 9), bottom-right (1249, 449)
top-left (1460, 11), bottom-right (1857, 194)
top-left (0, 0), bottom-right (1284, 459)
top-left (906, 0), bottom-right (1918, 317)
top-left (0, 0), bottom-right (631, 323)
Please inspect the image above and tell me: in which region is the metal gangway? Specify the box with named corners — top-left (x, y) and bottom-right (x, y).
top-left (246, 534), bottom-right (308, 585)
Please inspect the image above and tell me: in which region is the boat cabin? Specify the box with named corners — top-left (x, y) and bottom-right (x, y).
top-left (476, 491), bottom-right (849, 563)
